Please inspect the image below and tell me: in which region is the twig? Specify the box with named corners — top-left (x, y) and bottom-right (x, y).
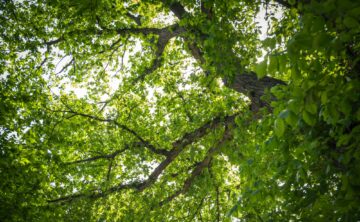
top-left (65, 147), bottom-right (128, 165)
top-left (48, 114), bottom-right (237, 204)
top-left (56, 58), bottom-right (74, 75)
top-left (106, 160), bottom-right (114, 181)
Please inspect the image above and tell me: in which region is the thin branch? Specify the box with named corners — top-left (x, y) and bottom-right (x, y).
top-left (199, 210), bottom-right (204, 222)
top-left (35, 44), bottom-right (51, 70)
top-left (112, 121), bottom-right (170, 156)
top-left (52, 109), bottom-right (170, 156)
top-left (209, 164), bottom-right (221, 222)
top-left (175, 90), bottom-right (193, 122)
top-left (99, 36), bottom-right (130, 83)
top-left (45, 37), bottom-right (63, 46)
top-left (36, 57), bottom-right (48, 70)
top-left (188, 195), bottom-right (207, 222)
top-left (136, 114), bottom-right (235, 192)
top-left (44, 24), bottom-right (178, 48)
top-left (99, 36), bottom-right (123, 54)
top-left (47, 193), bottom-right (84, 203)
top-left (56, 58), bottom-right (74, 75)
top-left (48, 114), bottom-right (237, 204)
top-left (134, 24), bottom-right (185, 81)
top-left (65, 147), bottom-right (128, 165)
top-left (169, 162), bottom-right (200, 178)
top-left (118, 36), bottom-right (130, 73)
top-left (55, 54), bottom-right (71, 68)
top-left (106, 160), bottom-right (114, 181)
top-left (216, 186), bottom-right (220, 221)
top-left (159, 123), bottom-right (233, 205)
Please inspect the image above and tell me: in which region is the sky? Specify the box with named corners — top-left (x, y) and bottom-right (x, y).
top-left (49, 3), bottom-right (282, 106)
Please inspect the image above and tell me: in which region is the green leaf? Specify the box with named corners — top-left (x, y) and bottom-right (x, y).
top-left (1, 0), bottom-right (360, 220)
top-left (268, 55), bottom-right (278, 74)
top-left (255, 59), bottom-right (268, 79)
top-left (305, 97), bottom-right (317, 114)
top-left (288, 99), bottom-right (302, 113)
top-left (285, 111), bottom-right (298, 127)
top-left (291, 67), bottom-right (301, 81)
top-left (288, 0), bottom-right (296, 6)
top-left (274, 118), bottom-right (285, 137)
top-left (278, 54), bottom-right (287, 74)
top-left (263, 38), bottom-right (276, 49)
top-left (302, 110), bottom-right (316, 126)
top-left (343, 16), bottom-right (359, 29)
top-left (313, 32), bottom-right (330, 49)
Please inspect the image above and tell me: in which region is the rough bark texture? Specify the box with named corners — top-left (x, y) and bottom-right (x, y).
top-left (160, 123), bottom-right (233, 205)
top-left (167, 2), bottom-right (286, 112)
top-left (226, 72), bottom-right (286, 112)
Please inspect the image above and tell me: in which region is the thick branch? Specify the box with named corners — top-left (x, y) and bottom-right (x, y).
top-left (48, 114), bottom-right (236, 203)
top-left (126, 12), bottom-right (142, 26)
top-left (168, 1), bottom-right (187, 19)
top-left (136, 114), bottom-right (235, 191)
top-left (166, 1), bottom-right (286, 111)
top-left (159, 123), bottom-right (233, 205)
top-left (135, 24), bottom-right (185, 81)
top-left (226, 72), bottom-right (286, 112)
top-left (200, 0), bottom-right (214, 19)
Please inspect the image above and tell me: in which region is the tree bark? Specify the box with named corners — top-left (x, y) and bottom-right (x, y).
top-left (166, 1), bottom-right (286, 112)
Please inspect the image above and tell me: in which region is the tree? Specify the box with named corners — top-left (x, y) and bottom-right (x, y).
top-left (0, 0), bottom-right (359, 221)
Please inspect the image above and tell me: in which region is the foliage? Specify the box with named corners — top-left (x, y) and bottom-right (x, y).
top-left (0, 0), bottom-right (359, 221)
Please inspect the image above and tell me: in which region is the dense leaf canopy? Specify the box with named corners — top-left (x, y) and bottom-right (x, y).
top-left (1, 0), bottom-right (360, 221)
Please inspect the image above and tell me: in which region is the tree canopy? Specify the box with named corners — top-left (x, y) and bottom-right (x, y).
top-left (1, 0), bottom-right (360, 221)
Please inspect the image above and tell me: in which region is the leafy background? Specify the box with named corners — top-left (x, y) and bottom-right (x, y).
top-left (0, 0), bottom-right (359, 221)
